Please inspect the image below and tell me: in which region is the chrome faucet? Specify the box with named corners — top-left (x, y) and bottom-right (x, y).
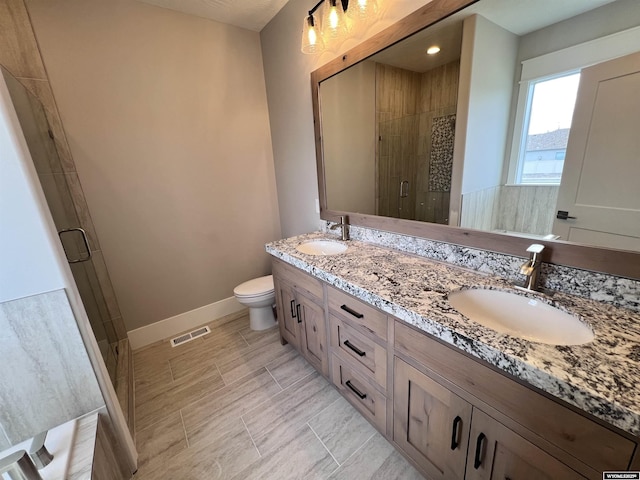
top-left (519, 244), bottom-right (545, 291)
top-left (0, 450), bottom-right (43, 480)
top-left (329, 215), bottom-right (350, 241)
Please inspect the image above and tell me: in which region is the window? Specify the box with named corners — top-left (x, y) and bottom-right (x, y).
top-left (514, 72), bottom-right (581, 185)
top-left (506, 24), bottom-right (640, 186)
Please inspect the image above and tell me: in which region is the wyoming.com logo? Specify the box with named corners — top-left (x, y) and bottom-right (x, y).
top-left (604, 473), bottom-right (640, 479)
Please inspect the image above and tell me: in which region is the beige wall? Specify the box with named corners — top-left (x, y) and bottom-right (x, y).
top-left (27, 0), bottom-right (281, 330)
top-left (260, 0), bottom-right (433, 237)
top-left (323, 61), bottom-right (376, 215)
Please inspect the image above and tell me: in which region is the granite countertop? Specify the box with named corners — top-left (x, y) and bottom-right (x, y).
top-left (266, 232), bottom-right (640, 437)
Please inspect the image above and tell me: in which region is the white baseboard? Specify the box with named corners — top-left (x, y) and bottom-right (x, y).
top-left (127, 296), bottom-right (247, 350)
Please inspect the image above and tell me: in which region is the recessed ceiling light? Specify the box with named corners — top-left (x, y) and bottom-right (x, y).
top-left (426, 46), bottom-right (441, 55)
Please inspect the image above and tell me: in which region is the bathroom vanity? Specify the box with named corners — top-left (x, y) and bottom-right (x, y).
top-left (267, 233), bottom-right (640, 480)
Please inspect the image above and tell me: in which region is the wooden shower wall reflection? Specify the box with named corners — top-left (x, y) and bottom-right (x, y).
top-left (376, 60), bottom-right (460, 223)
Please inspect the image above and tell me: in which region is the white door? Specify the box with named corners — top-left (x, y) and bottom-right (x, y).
top-left (553, 51), bottom-right (640, 251)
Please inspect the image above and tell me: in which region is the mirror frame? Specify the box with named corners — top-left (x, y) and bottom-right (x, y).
top-left (311, 0), bottom-right (640, 280)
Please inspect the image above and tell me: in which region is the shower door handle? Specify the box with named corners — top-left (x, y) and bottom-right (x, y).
top-left (58, 228), bottom-right (92, 263)
top-left (399, 180), bottom-right (409, 198)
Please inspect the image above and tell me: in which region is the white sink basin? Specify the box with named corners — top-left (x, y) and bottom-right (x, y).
top-left (448, 288), bottom-right (594, 345)
top-left (296, 240), bottom-right (348, 256)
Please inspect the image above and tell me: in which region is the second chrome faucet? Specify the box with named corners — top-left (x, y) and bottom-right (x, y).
top-left (329, 215), bottom-right (350, 241)
top-left (519, 244), bottom-right (545, 291)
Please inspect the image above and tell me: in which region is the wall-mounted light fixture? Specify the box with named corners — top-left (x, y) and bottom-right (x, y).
top-left (301, 0), bottom-right (379, 54)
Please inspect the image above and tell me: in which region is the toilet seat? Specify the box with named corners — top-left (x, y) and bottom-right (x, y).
top-left (233, 275), bottom-right (274, 298)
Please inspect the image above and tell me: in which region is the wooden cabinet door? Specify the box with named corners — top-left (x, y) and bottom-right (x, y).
top-left (274, 278), bottom-right (299, 348)
top-left (298, 292), bottom-right (328, 376)
top-left (466, 409), bottom-right (588, 480)
top-left (393, 358), bottom-right (472, 480)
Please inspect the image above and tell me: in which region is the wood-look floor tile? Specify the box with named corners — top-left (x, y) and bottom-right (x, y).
top-left (242, 371), bottom-right (340, 456)
top-left (135, 416), bottom-right (259, 480)
top-left (238, 324), bottom-right (279, 346)
top-left (135, 411), bottom-right (187, 467)
top-left (308, 396), bottom-right (377, 464)
top-left (136, 366), bottom-right (225, 431)
top-left (203, 313), bottom-right (249, 334)
top-left (329, 431), bottom-right (423, 479)
top-left (182, 367), bottom-right (281, 443)
top-left (216, 334), bottom-right (288, 384)
top-left (134, 362), bottom-right (172, 406)
top-left (265, 345), bottom-right (315, 389)
top-left (198, 339), bottom-right (252, 369)
top-left (134, 336), bottom-right (205, 369)
top-left (229, 426), bottom-right (338, 480)
top-left (169, 353), bottom-right (220, 383)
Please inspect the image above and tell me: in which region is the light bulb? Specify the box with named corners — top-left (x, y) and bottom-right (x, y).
top-left (322, 0), bottom-right (348, 41)
top-left (301, 14), bottom-right (324, 54)
top-left (352, 0), bottom-right (378, 19)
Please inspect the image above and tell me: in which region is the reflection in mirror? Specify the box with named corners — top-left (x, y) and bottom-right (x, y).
top-left (323, 18), bottom-right (462, 225)
top-left (319, 0), bottom-right (640, 252)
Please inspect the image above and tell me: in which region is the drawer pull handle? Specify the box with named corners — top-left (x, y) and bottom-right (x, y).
top-left (345, 380), bottom-right (367, 399)
top-left (340, 304), bottom-right (364, 318)
top-left (344, 340), bottom-right (366, 357)
top-left (290, 300), bottom-right (297, 318)
top-left (296, 304), bottom-right (302, 323)
top-left (473, 432), bottom-right (486, 469)
top-left (450, 416), bottom-right (462, 450)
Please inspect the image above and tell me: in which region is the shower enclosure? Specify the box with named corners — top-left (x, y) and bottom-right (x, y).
top-left (1, 67), bottom-right (132, 429)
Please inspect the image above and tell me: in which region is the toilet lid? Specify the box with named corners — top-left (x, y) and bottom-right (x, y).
top-left (234, 275), bottom-right (274, 297)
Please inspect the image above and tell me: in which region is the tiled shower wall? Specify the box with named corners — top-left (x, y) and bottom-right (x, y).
top-left (461, 184), bottom-right (559, 236)
top-left (0, 0), bottom-right (127, 341)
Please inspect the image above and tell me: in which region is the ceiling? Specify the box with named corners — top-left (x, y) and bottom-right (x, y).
top-left (371, 0), bottom-right (618, 73)
top-left (135, 0), bottom-right (291, 31)
top-left (134, 0), bottom-right (619, 36)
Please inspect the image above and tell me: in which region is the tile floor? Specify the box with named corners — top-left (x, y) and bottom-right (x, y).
top-left (132, 313), bottom-right (423, 479)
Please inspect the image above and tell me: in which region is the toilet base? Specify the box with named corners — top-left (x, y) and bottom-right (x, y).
top-left (249, 305), bottom-right (276, 331)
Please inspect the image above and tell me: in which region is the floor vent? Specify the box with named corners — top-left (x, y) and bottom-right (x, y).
top-left (170, 326), bottom-right (211, 347)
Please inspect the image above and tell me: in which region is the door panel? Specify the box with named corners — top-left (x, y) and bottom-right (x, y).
top-left (274, 278), bottom-right (299, 348)
top-left (554, 51), bottom-right (640, 249)
top-left (394, 358), bottom-right (472, 480)
top-left (466, 409), bottom-right (587, 480)
top-left (298, 294), bottom-right (327, 375)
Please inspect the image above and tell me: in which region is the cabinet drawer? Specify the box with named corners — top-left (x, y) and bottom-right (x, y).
top-left (394, 321), bottom-right (636, 472)
top-left (330, 314), bottom-right (387, 391)
top-left (331, 353), bottom-right (387, 432)
top-left (272, 258), bottom-right (323, 300)
top-left (327, 285), bottom-right (387, 341)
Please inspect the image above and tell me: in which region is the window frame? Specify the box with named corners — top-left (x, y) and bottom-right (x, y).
top-left (505, 25), bottom-right (640, 186)
top-left (509, 70), bottom-right (580, 186)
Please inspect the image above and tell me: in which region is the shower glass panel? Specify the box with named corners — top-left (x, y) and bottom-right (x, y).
top-left (1, 67), bottom-right (120, 383)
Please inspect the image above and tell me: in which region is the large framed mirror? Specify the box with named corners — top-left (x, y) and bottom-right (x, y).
top-left (312, 0), bottom-right (640, 279)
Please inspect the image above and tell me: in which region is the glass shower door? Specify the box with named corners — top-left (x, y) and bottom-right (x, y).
top-left (2, 67), bottom-right (120, 383)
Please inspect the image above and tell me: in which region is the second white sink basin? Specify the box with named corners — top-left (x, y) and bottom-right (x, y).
top-left (296, 240), bottom-right (348, 256)
top-left (448, 288), bottom-right (594, 345)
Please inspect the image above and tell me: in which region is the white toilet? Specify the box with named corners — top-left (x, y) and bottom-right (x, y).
top-left (233, 275), bottom-right (276, 331)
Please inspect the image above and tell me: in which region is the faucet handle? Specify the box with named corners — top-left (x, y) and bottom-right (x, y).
top-left (526, 244), bottom-right (545, 254)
